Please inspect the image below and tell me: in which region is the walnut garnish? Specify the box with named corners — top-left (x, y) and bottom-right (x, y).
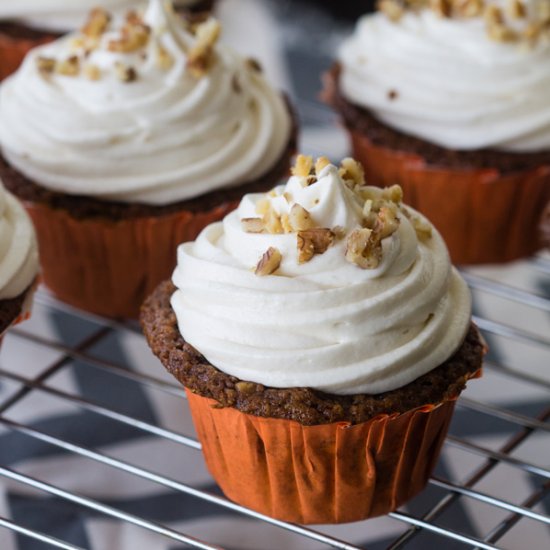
top-left (381, 184), bottom-right (403, 204)
top-left (536, 0), bottom-right (550, 24)
top-left (339, 158), bottom-right (365, 187)
top-left (430, 0), bottom-right (452, 18)
top-left (187, 19), bottom-right (221, 78)
top-left (456, 0), bottom-right (484, 18)
top-left (507, 0), bottom-right (526, 19)
top-left (255, 247), bottom-right (282, 276)
top-left (292, 155), bottom-right (314, 178)
top-left (108, 18), bottom-right (151, 53)
top-left (115, 62), bottom-right (137, 82)
top-left (345, 228), bottom-right (382, 270)
top-left (378, 0), bottom-right (406, 22)
top-left (289, 204), bottom-right (315, 232)
top-left (315, 156), bottom-right (331, 176)
top-left (297, 229), bottom-right (335, 264)
top-left (36, 56), bottom-right (56, 74)
top-left (263, 207), bottom-right (284, 234)
top-left (246, 58), bottom-right (263, 72)
top-left (156, 43), bottom-right (174, 70)
top-left (411, 215), bottom-right (433, 240)
top-left (376, 205), bottom-right (401, 239)
top-left (56, 56), bottom-right (80, 76)
top-left (241, 218), bottom-right (264, 233)
top-left (81, 8), bottom-right (111, 38)
top-left (84, 64), bottom-right (101, 81)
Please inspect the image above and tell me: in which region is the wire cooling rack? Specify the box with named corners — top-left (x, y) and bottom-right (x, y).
top-left (0, 260), bottom-right (549, 550)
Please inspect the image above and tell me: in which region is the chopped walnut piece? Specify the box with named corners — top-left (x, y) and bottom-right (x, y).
top-left (289, 204), bottom-right (315, 232)
top-left (36, 56), bottom-right (56, 74)
top-left (281, 213), bottom-right (293, 233)
top-left (292, 155), bottom-right (314, 178)
top-left (507, 0), bottom-right (526, 19)
top-left (315, 156), bottom-right (331, 176)
top-left (488, 22), bottom-right (519, 42)
top-left (411, 215), bottom-right (433, 240)
top-left (536, 0), bottom-right (550, 24)
top-left (378, 0), bottom-right (405, 22)
top-left (297, 229), bottom-right (335, 263)
top-left (187, 19), bottom-right (221, 78)
top-left (108, 20), bottom-right (151, 53)
top-left (241, 218), bottom-right (264, 233)
top-left (430, 0), bottom-right (452, 18)
top-left (255, 247), bottom-right (282, 276)
top-left (484, 4), bottom-right (504, 25)
top-left (255, 198), bottom-right (271, 216)
top-left (84, 64), bottom-right (101, 80)
top-left (156, 43), bottom-right (174, 70)
top-left (246, 58), bottom-right (263, 72)
top-left (56, 56), bottom-right (80, 76)
top-left (457, 0), bottom-right (484, 18)
top-left (376, 206), bottom-right (400, 239)
top-left (345, 228), bottom-right (382, 269)
top-left (381, 184), bottom-right (403, 204)
top-left (115, 62), bottom-right (138, 82)
top-left (339, 158), bottom-right (365, 187)
top-left (81, 7), bottom-right (111, 38)
top-left (263, 207), bottom-right (284, 234)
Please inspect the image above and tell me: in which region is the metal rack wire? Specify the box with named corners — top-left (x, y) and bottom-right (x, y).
top-left (0, 254), bottom-right (549, 549)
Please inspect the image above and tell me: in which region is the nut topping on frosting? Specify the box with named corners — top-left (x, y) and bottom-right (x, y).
top-left (297, 229), bottom-right (336, 264)
top-left (108, 12), bottom-right (151, 52)
top-left (81, 8), bottom-right (112, 39)
top-left (241, 156), bottom-right (424, 275)
top-left (187, 19), bottom-right (221, 78)
top-left (255, 247), bottom-right (282, 276)
top-left (377, 0), bottom-right (550, 45)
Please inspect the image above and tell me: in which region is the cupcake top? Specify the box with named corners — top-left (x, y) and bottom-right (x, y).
top-left (171, 155), bottom-right (471, 395)
top-left (0, 0), bottom-right (203, 32)
top-left (0, 179), bottom-right (39, 300)
top-left (0, 0), bottom-right (292, 205)
top-left (338, 0), bottom-right (550, 152)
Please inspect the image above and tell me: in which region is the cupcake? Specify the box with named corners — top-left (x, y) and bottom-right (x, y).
top-left (0, 179), bottom-right (39, 336)
top-left (0, 0), bottom-right (217, 80)
top-left (540, 201), bottom-right (550, 248)
top-left (0, 0), bottom-right (296, 319)
top-left (324, 0), bottom-right (550, 265)
top-left (141, 155), bottom-right (485, 524)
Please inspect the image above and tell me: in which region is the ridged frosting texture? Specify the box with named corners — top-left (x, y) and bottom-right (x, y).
top-left (0, 0), bottom-right (201, 32)
top-left (0, 180), bottom-right (39, 300)
top-left (171, 162), bottom-right (471, 395)
top-left (0, 0), bottom-right (291, 205)
top-left (338, 3), bottom-right (550, 152)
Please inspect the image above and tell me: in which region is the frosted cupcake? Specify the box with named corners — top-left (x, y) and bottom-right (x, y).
top-left (0, 0), bottom-right (217, 80)
top-left (0, 0), bottom-right (296, 318)
top-left (141, 155), bottom-right (485, 524)
top-left (324, 0), bottom-right (550, 264)
top-left (0, 179), bottom-right (39, 335)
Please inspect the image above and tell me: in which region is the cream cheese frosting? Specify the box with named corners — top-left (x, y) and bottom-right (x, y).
top-left (0, 180), bottom-right (39, 301)
top-left (0, 0), bottom-right (292, 205)
top-left (171, 158), bottom-right (471, 395)
top-left (0, 1), bottom-right (203, 32)
top-left (338, 1), bottom-right (550, 152)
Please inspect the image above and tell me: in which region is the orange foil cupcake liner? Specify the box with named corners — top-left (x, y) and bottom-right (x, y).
top-left (186, 370), bottom-right (481, 525)
top-left (0, 31), bottom-right (57, 81)
top-left (350, 131), bottom-right (550, 265)
top-left (25, 202), bottom-right (237, 319)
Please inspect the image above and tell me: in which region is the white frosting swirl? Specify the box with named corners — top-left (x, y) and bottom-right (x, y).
top-left (0, 1), bottom-right (202, 32)
top-left (338, 3), bottom-right (550, 152)
top-left (0, 0), bottom-right (292, 205)
top-left (171, 164), bottom-right (471, 395)
top-left (0, 180), bottom-right (39, 301)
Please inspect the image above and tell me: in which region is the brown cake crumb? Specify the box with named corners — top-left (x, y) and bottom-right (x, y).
top-left (141, 280), bottom-right (485, 426)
